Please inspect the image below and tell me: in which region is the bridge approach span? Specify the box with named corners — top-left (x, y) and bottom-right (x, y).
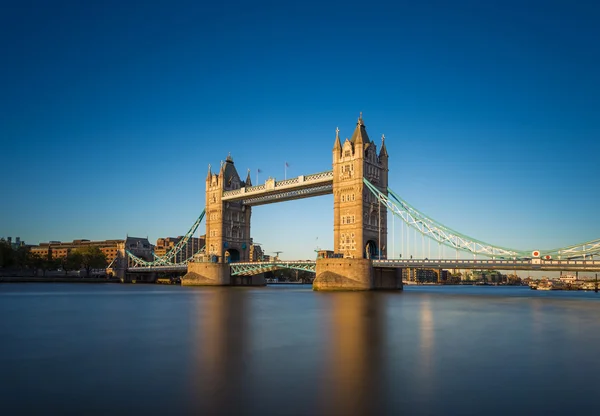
top-left (126, 258), bottom-right (600, 274)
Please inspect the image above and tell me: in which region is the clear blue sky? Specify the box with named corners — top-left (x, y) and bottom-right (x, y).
top-left (1, 0), bottom-right (599, 261)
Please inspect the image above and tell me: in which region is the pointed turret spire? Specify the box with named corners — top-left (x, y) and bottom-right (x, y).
top-left (333, 126), bottom-right (341, 151)
top-left (379, 133), bottom-right (388, 158)
top-left (206, 164), bottom-right (212, 180)
top-left (349, 112), bottom-right (370, 145)
top-left (245, 168), bottom-right (252, 187)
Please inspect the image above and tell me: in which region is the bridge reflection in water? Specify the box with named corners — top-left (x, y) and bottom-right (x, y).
top-left (318, 292), bottom-right (386, 415)
top-left (185, 288), bottom-right (395, 415)
top-left (180, 287), bottom-right (600, 415)
top-left (187, 288), bottom-right (250, 415)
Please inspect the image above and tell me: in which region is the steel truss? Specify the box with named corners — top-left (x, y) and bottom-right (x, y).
top-left (230, 261), bottom-right (316, 276)
top-left (240, 184), bottom-right (333, 206)
top-left (127, 210), bottom-right (206, 268)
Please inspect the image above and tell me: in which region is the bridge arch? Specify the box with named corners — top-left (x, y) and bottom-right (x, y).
top-left (365, 240), bottom-right (378, 259)
top-left (225, 248), bottom-right (241, 263)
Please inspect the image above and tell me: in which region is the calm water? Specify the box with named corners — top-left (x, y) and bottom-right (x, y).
top-left (1, 283), bottom-right (599, 416)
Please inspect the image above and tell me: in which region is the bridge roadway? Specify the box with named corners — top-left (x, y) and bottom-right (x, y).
top-left (126, 258), bottom-right (600, 273)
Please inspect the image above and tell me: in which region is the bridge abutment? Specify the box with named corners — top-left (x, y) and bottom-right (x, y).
top-left (314, 259), bottom-right (403, 291)
top-left (182, 262), bottom-right (231, 286)
top-left (373, 267), bottom-right (403, 290)
top-left (231, 273), bottom-right (266, 286)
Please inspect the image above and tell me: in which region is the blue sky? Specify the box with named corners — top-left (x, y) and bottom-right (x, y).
top-left (1, 0), bottom-right (599, 261)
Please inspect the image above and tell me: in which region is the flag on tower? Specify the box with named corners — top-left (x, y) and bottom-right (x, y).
top-left (285, 162), bottom-right (289, 168)
top-left (257, 168), bottom-right (262, 173)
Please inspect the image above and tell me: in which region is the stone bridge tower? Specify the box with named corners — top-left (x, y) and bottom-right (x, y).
top-left (205, 154), bottom-right (252, 263)
top-left (332, 113), bottom-right (388, 259)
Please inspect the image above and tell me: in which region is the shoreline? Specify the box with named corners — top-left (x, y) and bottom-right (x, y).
top-left (0, 276), bottom-right (121, 284)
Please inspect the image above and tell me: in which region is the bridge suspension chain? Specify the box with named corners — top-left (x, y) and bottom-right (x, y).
top-left (126, 209), bottom-right (206, 268)
top-left (364, 179), bottom-right (600, 260)
top-left (364, 179), bottom-right (528, 259)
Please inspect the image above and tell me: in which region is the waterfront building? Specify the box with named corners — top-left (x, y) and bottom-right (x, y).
top-left (30, 237), bottom-right (154, 266)
top-left (249, 243), bottom-right (264, 262)
top-left (402, 268), bottom-right (448, 283)
top-left (154, 236), bottom-right (205, 263)
top-left (31, 239), bottom-right (123, 264)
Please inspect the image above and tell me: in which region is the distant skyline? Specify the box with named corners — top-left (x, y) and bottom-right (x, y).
top-left (2, 0), bottom-right (599, 260)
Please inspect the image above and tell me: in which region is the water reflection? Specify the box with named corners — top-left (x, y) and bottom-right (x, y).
top-left (418, 297), bottom-right (434, 374)
top-left (319, 292), bottom-right (385, 416)
top-left (2, 285), bottom-right (600, 415)
top-left (189, 288), bottom-right (249, 414)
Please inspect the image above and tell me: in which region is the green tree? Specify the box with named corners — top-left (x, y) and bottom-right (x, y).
top-left (0, 239), bottom-right (14, 268)
top-left (14, 246), bottom-right (36, 274)
top-left (59, 252), bottom-right (82, 276)
top-left (32, 254), bottom-right (59, 277)
top-left (72, 246), bottom-right (107, 277)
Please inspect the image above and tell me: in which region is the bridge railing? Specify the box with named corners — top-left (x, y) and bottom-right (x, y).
top-left (222, 170), bottom-right (333, 200)
top-left (303, 170), bottom-right (334, 182)
top-left (373, 258), bottom-right (600, 269)
top-left (275, 177), bottom-right (300, 187)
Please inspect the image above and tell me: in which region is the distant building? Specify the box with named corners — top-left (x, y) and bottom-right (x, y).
top-left (471, 270), bottom-right (508, 283)
top-left (30, 239), bottom-right (124, 264)
top-left (30, 237), bottom-right (154, 267)
top-left (154, 235), bottom-right (205, 263)
top-left (249, 243), bottom-right (264, 262)
top-left (402, 268), bottom-right (448, 283)
top-left (2, 237), bottom-right (25, 250)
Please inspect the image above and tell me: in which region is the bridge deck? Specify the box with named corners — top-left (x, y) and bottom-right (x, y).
top-left (127, 258), bottom-right (600, 273)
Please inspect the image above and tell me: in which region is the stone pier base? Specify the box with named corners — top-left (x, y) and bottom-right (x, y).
top-left (231, 273), bottom-right (266, 286)
top-left (373, 267), bottom-right (403, 290)
top-left (313, 258), bottom-right (403, 291)
top-left (182, 262), bottom-right (231, 286)
top-left (314, 258), bottom-right (373, 291)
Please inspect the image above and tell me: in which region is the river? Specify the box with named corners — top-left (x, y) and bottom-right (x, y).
top-left (1, 283), bottom-right (599, 415)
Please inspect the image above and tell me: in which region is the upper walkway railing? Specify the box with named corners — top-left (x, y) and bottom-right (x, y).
top-left (222, 170), bottom-right (333, 205)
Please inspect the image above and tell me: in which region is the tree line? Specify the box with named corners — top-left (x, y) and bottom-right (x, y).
top-left (0, 239), bottom-right (108, 277)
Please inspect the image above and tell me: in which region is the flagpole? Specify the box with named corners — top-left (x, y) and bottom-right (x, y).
top-left (284, 162), bottom-right (287, 180)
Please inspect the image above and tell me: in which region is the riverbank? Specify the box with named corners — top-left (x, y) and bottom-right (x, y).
top-left (0, 276), bottom-right (121, 284)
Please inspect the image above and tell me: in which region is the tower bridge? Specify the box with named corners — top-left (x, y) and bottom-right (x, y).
top-left (121, 114), bottom-right (600, 288)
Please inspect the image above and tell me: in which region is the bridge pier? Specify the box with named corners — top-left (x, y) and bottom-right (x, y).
top-left (314, 258), bottom-right (402, 291)
top-left (231, 273), bottom-right (266, 286)
top-left (182, 262), bottom-right (231, 286)
top-left (373, 266), bottom-right (403, 290)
